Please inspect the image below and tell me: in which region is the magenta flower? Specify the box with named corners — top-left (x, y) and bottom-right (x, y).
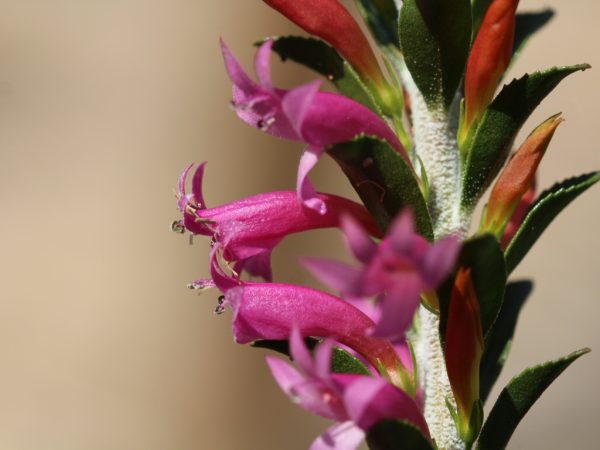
top-left (303, 211), bottom-right (460, 340)
top-left (222, 280), bottom-right (403, 381)
top-left (221, 39), bottom-right (411, 213)
top-left (177, 162), bottom-right (381, 281)
top-left (266, 328), bottom-right (430, 450)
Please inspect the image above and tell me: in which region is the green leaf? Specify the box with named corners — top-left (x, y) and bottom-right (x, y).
top-left (251, 339), bottom-right (371, 375)
top-left (513, 10), bottom-right (555, 60)
top-left (327, 136), bottom-right (433, 239)
top-left (461, 64), bottom-right (590, 209)
top-left (439, 234), bottom-right (506, 345)
top-left (330, 347), bottom-right (372, 375)
top-left (477, 349), bottom-right (590, 450)
top-left (399, 0), bottom-right (472, 108)
top-left (471, 0), bottom-right (493, 36)
top-left (480, 280), bottom-right (532, 404)
top-left (505, 172), bottom-right (600, 274)
top-left (356, 0), bottom-right (399, 47)
top-left (366, 420), bottom-right (434, 450)
top-left (269, 36), bottom-right (379, 113)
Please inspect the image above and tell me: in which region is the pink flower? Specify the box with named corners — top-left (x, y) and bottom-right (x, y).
top-left (303, 211), bottom-right (460, 340)
top-left (177, 163), bottom-right (381, 281)
top-left (222, 280), bottom-right (403, 381)
top-left (221, 39), bottom-right (410, 214)
top-left (266, 329), bottom-right (430, 450)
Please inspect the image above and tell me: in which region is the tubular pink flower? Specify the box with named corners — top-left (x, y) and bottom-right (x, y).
top-left (225, 282), bottom-right (403, 380)
top-left (177, 163), bottom-right (381, 280)
top-left (303, 211), bottom-right (460, 341)
top-left (221, 39), bottom-right (410, 213)
top-left (266, 329), bottom-right (430, 450)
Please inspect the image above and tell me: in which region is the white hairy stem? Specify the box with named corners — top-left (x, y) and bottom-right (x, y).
top-left (396, 59), bottom-right (470, 449)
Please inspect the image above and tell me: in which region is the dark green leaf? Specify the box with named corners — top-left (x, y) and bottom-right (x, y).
top-left (480, 280), bottom-right (533, 404)
top-left (513, 10), bottom-right (555, 59)
top-left (399, 0), bottom-right (472, 108)
top-left (477, 349), bottom-right (590, 450)
top-left (328, 136), bottom-right (433, 239)
top-left (505, 172), bottom-right (600, 273)
top-left (331, 348), bottom-right (372, 375)
top-left (356, 0), bottom-right (399, 47)
top-left (251, 339), bottom-right (371, 375)
top-left (366, 420), bottom-right (434, 450)
top-left (461, 64), bottom-right (590, 209)
top-left (438, 234), bottom-right (506, 345)
top-left (269, 36), bottom-right (379, 112)
top-left (471, 0), bottom-right (493, 36)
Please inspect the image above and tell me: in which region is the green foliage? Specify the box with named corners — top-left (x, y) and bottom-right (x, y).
top-left (252, 339), bottom-right (371, 375)
top-left (505, 172), bottom-right (600, 273)
top-left (461, 64), bottom-right (590, 209)
top-left (269, 36), bottom-right (380, 113)
top-left (328, 136), bottom-right (433, 239)
top-left (366, 420), bottom-right (434, 450)
top-left (480, 280), bottom-right (532, 403)
top-left (356, 0), bottom-right (399, 47)
top-left (477, 349), bottom-right (590, 450)
top-left (438, 234), bottom-right (507, 345)
top-left (399, 0), bottom-right (472, 108)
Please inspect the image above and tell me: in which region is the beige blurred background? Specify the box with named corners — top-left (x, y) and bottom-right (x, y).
top-left (0, 1), bottom-right (597, 449)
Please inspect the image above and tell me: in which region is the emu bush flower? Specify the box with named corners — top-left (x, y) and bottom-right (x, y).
top-left (177, 162), bottom-right (381, 280)
top-left (303, 211), bottom-right (460, 341)
top-left (222, 39), bottom-right (410, 213)
top-left (173, 1), bottom-right (597, 449)
top-left (266, 328), bottom-right (430, 450)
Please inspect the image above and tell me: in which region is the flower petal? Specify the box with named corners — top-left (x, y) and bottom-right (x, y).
top-left (343, 377), bottom-right (430, 439)
top-left (266, 355), bottom-right (345, 421)
top-left (309, 421), bottom-right (365, 450)
top-left (371, 277), bottom-right (423, 341)
top-left (255, 40), bottom-right (274, 90)
top-left (290, 326), bottom-right (315, 376)
top-left (301, 257), bottom-right (363, 297)
top-left (422, 235), bottom-right (461, 287)
top-left (341, 215), bottom-right (377, 264)
top-left (297, 147), bottom-right (327, 214)
top-left (282, 81), bottom-right (322, 138)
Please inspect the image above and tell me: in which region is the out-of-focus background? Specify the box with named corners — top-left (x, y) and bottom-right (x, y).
top-left (0, 1), bottom-right (598, 449)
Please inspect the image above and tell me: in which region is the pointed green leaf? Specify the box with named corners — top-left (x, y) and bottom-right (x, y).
top-left (251, 339), bottom-right (371, 375)
top-left (328, 136), bottom-right (433, 239)
top-left (471, 0), bottom-right (493, 36)
top-left (439, 234), bottom-right (507, 345)
top-left (399, 0), bottom-right (472, 108)
top-left (477, 349), bottom-right (590, 450)
top-left (513, 10), bottom-right (555, 60)
top-left (480, 280), bottom-right (533, 404)
top-left (461, 64), bottom-right (590, 209)
top-left (356, 0), bottom-right (399, 47)
top-left (505, 171), bottom-right (600, 273)
top-left (268, 36), bottom-right (379, 113)
top-left (366, 420), bottom-right (434, 450)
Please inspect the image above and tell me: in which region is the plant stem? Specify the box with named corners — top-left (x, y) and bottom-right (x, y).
top-left (394, 52), bottom-right (470, 449)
